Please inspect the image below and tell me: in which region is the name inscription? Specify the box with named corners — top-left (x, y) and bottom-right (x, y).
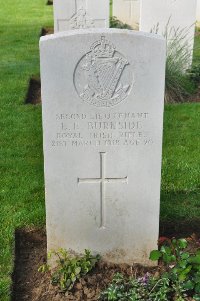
top-left (51, 112), bottom-right (153, 148)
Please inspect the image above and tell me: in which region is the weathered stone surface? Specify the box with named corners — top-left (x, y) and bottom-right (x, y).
top-left (53, 0), bottom-right (109, 32)
top-left (40, 29), bottom-right (166, 265)
top-left (113, 0), bottom-right (140, 29)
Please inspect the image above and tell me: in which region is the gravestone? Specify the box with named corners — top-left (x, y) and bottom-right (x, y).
top-left (40, 28), bottom-right (166, 265)
top-left (140, 0), bottom-right (197, 66)
top-left (113, 0), bottom-right (140, 29)
top-left (53, 0), bottom-right (109, 32)
top-left (197, 0), bottom-right (200, 27)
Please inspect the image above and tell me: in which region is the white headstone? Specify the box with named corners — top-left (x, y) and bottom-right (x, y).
top-left (40, 29), bottom-right (166, 265)
top-left (197, 0), bottom-right (200, 27)
top-left (140, 0), bottom-right (197, 66)
top-left (113, 0), bottom-right (140, 29)
top-left (53, 0), bottom-right (109, 32)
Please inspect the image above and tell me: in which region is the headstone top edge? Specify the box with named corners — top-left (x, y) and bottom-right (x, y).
top-left (39, 28), bottom-right (166, 44)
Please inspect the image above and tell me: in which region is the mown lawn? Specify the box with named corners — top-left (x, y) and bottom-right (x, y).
top-left (160, 34), bottom-right (200, 227)
top-left (161, 103), bottom-right (200, 223)
top-left (0, 1), bottom-right (200, 300)
top-left (0, 0), bottom-right (53, 300)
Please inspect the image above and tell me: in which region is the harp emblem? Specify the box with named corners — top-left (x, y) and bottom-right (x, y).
top-left (74, 36), bottom-right (133, 107)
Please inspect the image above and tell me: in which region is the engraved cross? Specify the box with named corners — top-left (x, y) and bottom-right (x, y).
top-left (78, 152), bottom-right (128, 229)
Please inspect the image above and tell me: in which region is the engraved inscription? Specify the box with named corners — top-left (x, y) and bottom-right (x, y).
top-left (74, 36), bottom-right (134, 107)
top-left (51, 112), bottom-right (153, 148)
top-left (78, 152), bottom-right (128, 228)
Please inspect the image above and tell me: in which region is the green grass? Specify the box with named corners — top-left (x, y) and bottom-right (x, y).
top-left (161, 103), bottom-right (200, 223)
top-left (0, 0), bottom-right (53, 300)
top-left (0, 1), bottom-right (200, 300)
top-left (110, 0), bottom-right (113, 17)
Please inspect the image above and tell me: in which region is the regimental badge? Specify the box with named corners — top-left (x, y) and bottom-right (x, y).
top-left (74, 36), bottom-right (134, 107)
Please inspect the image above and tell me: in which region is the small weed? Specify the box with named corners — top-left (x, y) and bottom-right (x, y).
top-left (150, 238), bottom-right (200, 300)
top-left (99, 272), bottom-right (171, 301)
top-left (100, 238), bottom-right (200, 300)
top-left (39, 249), bottom-right (100, 292)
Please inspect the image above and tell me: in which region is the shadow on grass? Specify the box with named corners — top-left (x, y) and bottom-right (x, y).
top-left (160, 190), bottom-right (200, 237)
top-left (25, 76), bottom-right (41, 105)
top-left (46, 0), bottom-right (53, 5)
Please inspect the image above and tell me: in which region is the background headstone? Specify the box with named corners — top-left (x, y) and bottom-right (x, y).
top-left (140, 0), bottom-right (197, 66)
top-left (113, 0), bottom-right (140, 29)
top-left (53, 0), bottom-right (109, 32)
top-left (40, 29), bottom-right (166, 265)
top-left (197, 0), bottom-right (200, 27)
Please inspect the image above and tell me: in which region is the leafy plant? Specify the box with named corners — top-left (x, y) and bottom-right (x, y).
top-left (39, 249), bottom-right (100, 291)
top-left (99, 272), bottom-right (171, 301)
top-left (100, 238), bottom-right (200, 301)
top-left (110, 16), bottom-right (132, 29)
top-left (150, 238), bottom-right (200, 299)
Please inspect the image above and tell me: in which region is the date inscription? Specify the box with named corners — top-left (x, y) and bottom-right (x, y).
top-left (50, 112), bottom-right (153, 148)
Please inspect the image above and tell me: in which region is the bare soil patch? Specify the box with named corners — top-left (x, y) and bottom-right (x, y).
top-left (12, 228), bottom-right (47, 301)
top-left (40, 27), bottom-right (54, 37)
top-left (11, 229), bottom-right (156, 301)
top-left (11, 223), bottom-right (200, 301)
top-left (25, 77), bottom-right (41, 105)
